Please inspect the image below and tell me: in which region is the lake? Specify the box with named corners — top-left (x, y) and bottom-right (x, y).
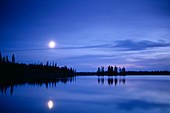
top-left (0, 75), bottom-right (170, 113)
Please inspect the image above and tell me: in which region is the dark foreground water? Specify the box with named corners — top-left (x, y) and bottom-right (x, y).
top-left (0, 75), bottom-right (170, 113)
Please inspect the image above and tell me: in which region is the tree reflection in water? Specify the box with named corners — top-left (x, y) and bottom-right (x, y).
top-left (97, 77), bottom-right (125, 86)
top-left (0, 77), bottom-right (76, 95)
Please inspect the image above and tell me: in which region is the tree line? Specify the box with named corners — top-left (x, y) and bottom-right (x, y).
top-left (0, 52), bottom-right (75, 80)
top-left (97, 65), bottom-right (126, 76)
top-left (0, 52), bottom-right (15, 63)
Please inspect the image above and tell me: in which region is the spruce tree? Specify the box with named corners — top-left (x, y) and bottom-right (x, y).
top-left (46, 61), bottom-right (49, 66)
top-left (6, 56), bottom-right (9, 63)
top-left (114, 65), bottom-right (118, 75)
top-left (3, 56), bottom-right (5, 63)
top-left (97, 67), bottom-right (100, 73)
top-left (12, 54), bottom-right (15, 63)
top-left (122, 67), bottom-right (126, 74)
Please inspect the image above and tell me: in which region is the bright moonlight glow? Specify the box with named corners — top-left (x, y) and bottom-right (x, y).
top-left (48, 100), bottom-right (54, 109)
top-left (49, 41), bottom-right (56, 48)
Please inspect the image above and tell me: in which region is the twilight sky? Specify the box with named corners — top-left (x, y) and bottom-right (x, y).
top-left (0, 0), bottom-right (170, 71)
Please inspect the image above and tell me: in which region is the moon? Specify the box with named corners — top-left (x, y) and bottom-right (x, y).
top-left (49, 41), bottom-right (56, 48)
top-left (48, 100), bottom-right (54, 109)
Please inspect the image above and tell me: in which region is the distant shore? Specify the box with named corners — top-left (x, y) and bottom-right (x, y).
top-left (1, 53), bottom-right (170, 82)
top-left (75, 71), bottom-right (170, 76)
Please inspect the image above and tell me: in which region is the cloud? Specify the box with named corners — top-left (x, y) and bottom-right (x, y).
top-left (3, 40), bottom-right (170, 53)
top-left (1, 44), bottom-right (111, 52)
top-left (68, 54), bottom-right (111, 59)
top-left (61, 40), bottom-right (170, 51)
top-left (57, 44), bottom-right (110, 49)
top-left (115, 40), bottom-right (170, 51)
top-left (58, 39), bottom-right (170, 52)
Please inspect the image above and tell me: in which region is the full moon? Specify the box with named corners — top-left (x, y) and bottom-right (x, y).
top-left (49, 41), bottom-right (56, 48)
top-left (48, 100), bottom-right (54, 109)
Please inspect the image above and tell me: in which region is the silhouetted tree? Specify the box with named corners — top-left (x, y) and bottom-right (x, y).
top-left (6, 56), bottom-right (9, 63)
top-left (119, 67), bottom-right (122, 73)
top-left (46, 61), bottom-right (49, 66)
top-left (70, 68), bottom-right (73, 73)
top-left (108, 65), bottom-right (111, 73)
top-left (122, 67), bottom-right (125, 73)
top-left (122, 67), bottom-right (126, 75)
top-left (107, 65), bottom-right (113, 75)
top-left (114, 65), bottom-right (118, 75)
top-left (107, 65), bottom-right (111, 75)
top-left (111, 66), bottom-right (113, 74)
top-left (97, 67), bottom-right (100, 73)
top-left (2, 56), bottom-right (5, 63)
top-left (101, 66), bottom-right (104, 74)
top-left (12, 54), bottom-right (15, 63)
top-left (55, 63), bottom-right (57, 68)
top-left (40, 63), bottom-right (43, 66)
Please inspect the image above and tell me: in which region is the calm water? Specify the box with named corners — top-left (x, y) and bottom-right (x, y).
top-left (1, 76), bottom-right (170, 113)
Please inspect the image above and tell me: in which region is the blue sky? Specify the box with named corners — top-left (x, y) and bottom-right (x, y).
top-left (0, 0), bottom-right (170, 71)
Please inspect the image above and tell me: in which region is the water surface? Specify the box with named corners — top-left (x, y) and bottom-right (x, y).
top-left (0, 76), bottom-right (170, 113)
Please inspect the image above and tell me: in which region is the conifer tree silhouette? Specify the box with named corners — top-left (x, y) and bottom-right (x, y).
top-left (122, 67), bottom-right (126, 75)
top-left (12, 54), bottom-right (15, 63)
top-left (119, 67), bottom-right (122, 73)
top-left (108, 65), bottom-right (111, 75)
top-left (111, 66), bottom-right (113, 75)
top-left (101, 66), bottom-right (104, 75)
top-left (6, 56), bottom-right (9, 63)
top-left (114, 65), bottom-right (118, 75)
top-left (46, 61), bottom-right (49, 66)
top-left (97, 67), bottom-right (100, 73)
top-left (3, 56), bottom-right (5, 63)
